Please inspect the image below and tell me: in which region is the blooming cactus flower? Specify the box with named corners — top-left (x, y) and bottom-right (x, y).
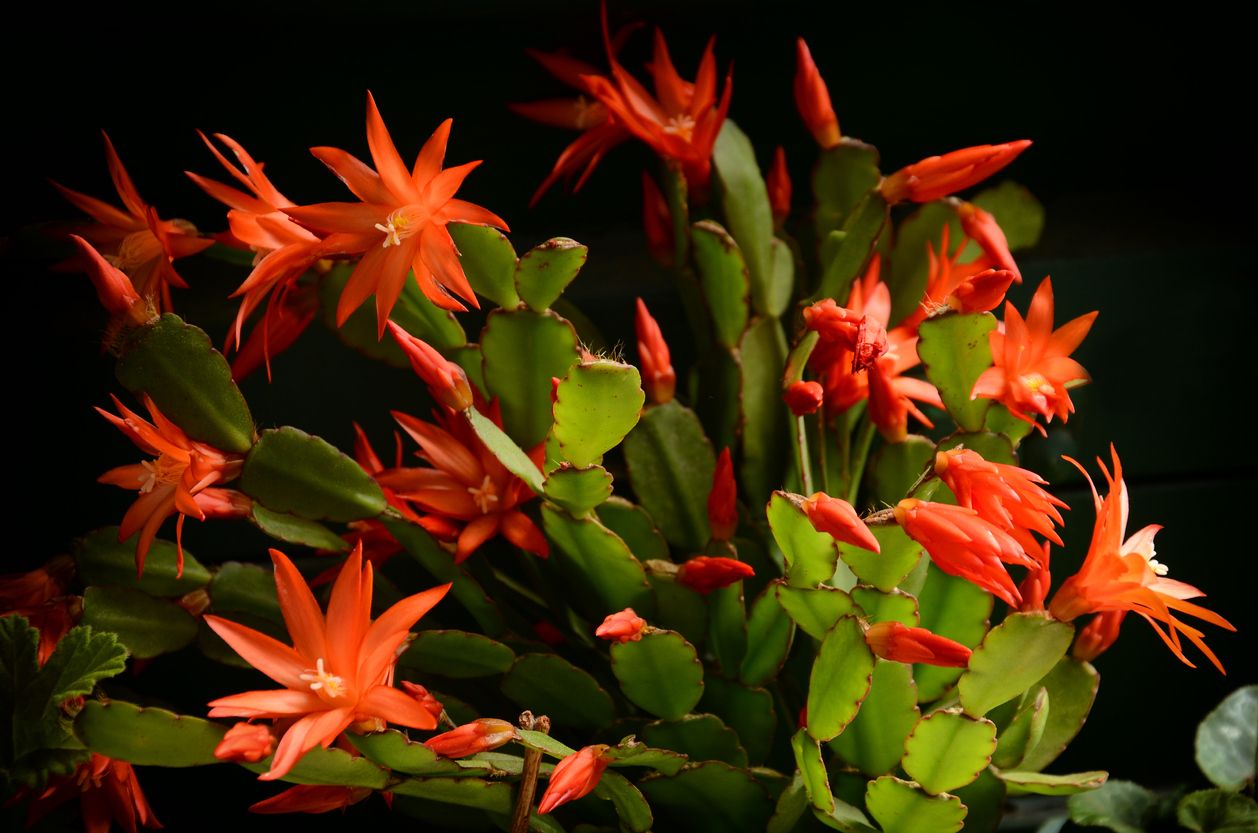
top-left (956, 201), bottom-right (1020, 281)
top-left (205, 546), bottom-right (450, 780)
top-left (537, 745), bottom-right (612, 815)
top-left (68, 234), bottom-right (149, 326)
top-left (864, 621), bottom-right (972, 668)
top-left (24, 753), bottom-right (160, 833)
top-left (1048, 447), bottom-right (1234, 672)
top-left (388, 322), bottom-right (475, 411)
top-left (214, 722), bottom-right (275, 763)
top-left (425, 718), bottom-right (518, 758)
top-left (879, 140), bottom-right (1032, 205)
top-left (596, 608), bottom-right (648, 643)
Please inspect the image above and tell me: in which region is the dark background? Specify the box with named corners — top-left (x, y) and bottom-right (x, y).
top-left (3, 0), bottom-right (1255, 828)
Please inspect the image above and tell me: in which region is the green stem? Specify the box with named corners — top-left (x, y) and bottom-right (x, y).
top-left (846, 416), bottom-right (878, 506)
top-left (793, 414), bottom-right (814, 495)
top-left (837, 409), bottom-right (852, 494)
top-left (815, 413), bottom-right (829, 495)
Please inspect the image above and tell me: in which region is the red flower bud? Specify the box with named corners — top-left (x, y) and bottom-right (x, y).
top-left (707, 447), bottom-right (738, 541)
top-left (215, 723), bottom-right (275, 763)
top-left (1019, 564), bottom-right (1052, 612)
top-left (957, 202), bottom-right (1020, 281)
top-left (784, 380), bottom-right (824, 416)
top-left (537, 745), bottom-right (612, 815)
top-left (1072, 610), bottom-right (1125, 662)
top-left (596, 608), bottom-right (648, 643)
top-left (635, 298), bottom-right (676, 405)
top-left (401, 681), bottom-right (445, 721)
top-left (387, 321), bottom-right (474, 411)
top-left (951, 268), bottom-right (1016, 314)
top-left (793, 39), bottom-right (840, 149)
top-left (802, 493), bottom-right (880, 552)
top-left (68, 234), bottom-right (148, 325)
top-left (424, 718), bottom-right (518, 759)
top-left (533, 620), bottom-right (567, 646)
top-left (767, 146), bottom-right (792, 223)
top-left (880, 141), bottom-right (1031, 205)
top-left (676, 556), bottom-right (754, 594)
top-left (194, 488), bottom-right (253, 520)
top-left (864, 621), bottom-right (972, 668)
top-left (642, 172), bottom-right (673, 267)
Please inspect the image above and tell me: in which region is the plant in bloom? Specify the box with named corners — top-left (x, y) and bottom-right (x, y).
top-left (384, 410), bottom-right (549, 562)
top-left (537, 745), bottom-right (612, 815)
top-left (802, 493), bottom-right (880, 552)
top-left (214, 722), bottom-right (275, 763)
top-left (793, 38), bottom-right (840, 149)
top-left (864, 621), bottom-right (972, 668)
top-left (707, 447), bottom-right (738, 541)
top-left (97, 394), bottom-right (246, 575)
top-left (596, 608), bottom-right (648, 643)
top-left (676, 556), bottom-right (755, 594)
top-left (1048, 447), bottom-right (1235, 672)
top-left (425, 718), bottom-right (518, 758)
top-left (284, 92), bottom-right (507, 332)
top-left (53, 132), bottom-right (212, 313)
top-left (22, 753), bottom-right (160, 833)
top-left (635, 298), bottom-right (676, 405)
top-left (879, 140), bottom-right (1032, 204)
top-left (971, 277), bottom-right (1097, 432)
top-left (205, 546), bottom-right (450, 779)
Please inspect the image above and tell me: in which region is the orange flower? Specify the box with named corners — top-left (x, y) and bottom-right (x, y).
top-left (388, 322), bottom-right (475, 411)
top-left (934, 447), bottom-right (1065, 559)
top-left (0, 556), bottom-right (78, 664)
top-left (214, 723), bottom-right (275, 763)
top-left (802, 493), bottom-right (880, 553)
top-left (425, 718), bottom-right (518, 758)
top-left (635, 298), bottom-right (676, 405)
top-left (971, 277), bottom-right (1097, 433)
top-left (187, 132), bottom-right (325, 379)
top-left (206, 546), bottom-right (450, 780)
top-left (1019, 559), bottom-right (1053, 613)
top-left (793, 39), bottom-right (840, 149)
top-left (880, 140), bottom-right (1031, 205)
top-left (641, 172), bottom-right (674, 266)
top-left (1048, 448), bottom-right (1235, 672)
top-left (864, 621), bottom-right (971, 668)
top-left (768, 146), bottom-right (792, 222)
top-left (53, 132), bottom-right (211, 312)
top-left (67, 234), bottom-right (149, 327)
top-left (23, 753), bottom-right (160, 833)
top-left (894, 498), bottom-right (1039, 607)
top-left (400, 681), bottom-right (445, 721)
top-left (97, 395), bottom-right (244, 576)
top-left (384, 410), bottom-right (548, 563)
top-left (251, 785), bottom-right (372, 815)
top-left (676, 556), bottom-right (754, 594)
top-left (538, 745), bottom-right (612, 815)
top-left (957, 201), bottom-right (1020, 281)
top-left (904, 226), bottom-right (1014, 330)
top-left (596, 608), bottom-right (648, 643)
top-left (1071, 610), bottom-right (1124, 662)
top-left (707, 447), bottom-right (738, 541)
top-left (285, 93), bottom-right (507, 333)
top-left (785, 380), bottom-right (824, 416)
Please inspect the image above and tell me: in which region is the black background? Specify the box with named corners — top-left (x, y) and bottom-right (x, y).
top-left (3, 1), bottom-right (1255, 829)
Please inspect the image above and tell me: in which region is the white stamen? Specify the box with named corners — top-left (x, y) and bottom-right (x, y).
top-left (1143, 543), bottom-right (1169, 576)
top-left (468, 474), bottom-right (500, 514)
top-left (663, 114), bottom-right (696, 140)
top-left (299, 658), bottom-right (346, 697)
top-left (374, 220), bottom-right (402, 248)
top-left (139, 460), bottom-right (158, 494)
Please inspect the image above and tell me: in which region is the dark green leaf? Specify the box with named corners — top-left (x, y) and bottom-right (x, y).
top-left (241, 427), bottom-right (386, 522)
top-left (1195, 685), bottom-right (1257, 791)
top-left (768, 773), bottom-right (810, 833)
top-left (740, 585), bottom-right (794, 686)
top-left (501, 653), bottom-right (615, 731)
top-left (603, 738), bottom-right (688, 776)
top-left (541, 505), bottom-right (654, 618)
top-left (390, 776), bottom-right (514, 812)
top-left (713, 121), bottom-right (775, 316)
top-left (399, 630), bottom-right (514, 678)
top-left (699, 676), bottom-right (776, 766)
top-left (642, 714), bottom-right (745, 766)
top-left (115, 313), bottom-right (254, 452)
top-left (597, 498), bottom-right (670, 561)
top-left (739, 316), bottom-right (790, 500)
top-left (250, 505), bottom-right (347, 552)
top-left (593, 768), bottom-right (655, 833)
top-left (552, 360), bottom-right (644, 467)
top-left (1068, 779), bottom-right (1159, 833)
top-left (516, 237), bottom-right (587, 311)
top-left (885, 203), bottom-right (963, 326)
top-left (383, 518), bottom-right (503, 637)
top-left (623, 400), bottom-right (716, 551)
top-left (813, 140), bottom-right (882, 239)
top-left (639, 761), bottom-right (773, 833)
top-left (81, 586), bottom-right (197, 659)
top-left (208, 561), bottom-right (281, 623)
top-left (74, 701), bottom-right (224, 766)
top-left (463, 407), bottom-right (545, 495)
top-left (693, 345), bottom-right (743, 455)
top-left (75, 527), bottom-right (211, 596)
top-left (1177, 788), bottom-right (1258, 832)
top-left (972, 181), bottom-right (1045, 250)
top-left (347, 730), bottom-right (463, 776)
top-left (692, 220), bottom-right (751, 348)
top-left (480, 309), bottom-right (580, 448)
top-left (448, 223), bottom-right (519, 308)
top-left (865, 434), bottom-right (935, 507)
top-left (813, 193), bottom-right (888, 302)
top-left (993, 687), bottom-right (1049, 770)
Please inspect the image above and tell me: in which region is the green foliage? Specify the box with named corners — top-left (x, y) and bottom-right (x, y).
top-left (692, 220), bottom-right (751, 348)
top-left (463, 407), bottom-right (545, 495)
top-left (813, 193), bottom-right (888, 302)
top-left (776, 583), bottom-right (856, 639)
top-left (1068, 779), bottom-right (1160, 833)
top-left (241, 426), bottom-right (386, 521)
top-left (1015, 657), bottom-right (1100, 772)
top-left (516, 237), bottom-right (587, 311)
top-left (1177, 789), bottom-right (1258, 832)
top-left (838, 525), bottom-right (923, 592)
top-left (739, 316), bottom-right (790, 499)
top-left (864, 435), bottom-right (935, 508)
top-left (75, 527), bottom-right (211, 595)
top-left (959, 612), bottom-right (1072, 717)
top-left (914, 565), bottom-right (993, 702)
top-left (767, 492), bottom-right (840, 587)
top-left (740, 586), bottom-right (794, 686)
top-left (81, 586), bottom-right (197, 658)
top-left (74, 701), bottom-right (225, 766)
top-left (611, 630), bottom-right (704, 720)
top-left (813, 139), bottom-right (882, 240)
top-left (480, 309), bottom-right (580, 447)
top-left (918, 312), bottom-right (997, 432)
top-left (792, 728), bottom-right (835, 814)
top-left (806, 616), bottom-right (874, 742)
top-left (972, 181), bottom-right (1046, 250)
top-left (831, 660), bottom-right (920, 777)
top-left (543, 464), bottom-right (613, 516)
top-left (398, 630), bottom-right (514, 678)
top-left (638, 761), bottom-right (774, 833)
top-left (998, 769), bottom-right (1108, 796)
top-left (699, 677), bottom-right (776, 766)
top-left (208, 560), bottom-right (281, 622)
top-left (1195, 685), bottom-right (1257, 791)
top-left (348, 730), bottom-right (462, 776)
top-left (448, 223), bottom-right (520, 308)
top-left (501, 653), bottom-right (615, 731)
top-left (865, 775), bottom-right (967, 833)
top-left (115, 313), bottom-right (254, 452)
top-left (552, 360), bottom-right (645, 467)
top-left (597, 498), bottom-right (670, 560)
top-left (642, 714), bottom-right (746, 766)
top-left (250, 505), bottom-right (348, 551)
top-left (624, 400), bottom-right (716, 551)
top-left (713, 121), bottom-right (776, 316)
top-left (541, 505), bottom-right (654, 618)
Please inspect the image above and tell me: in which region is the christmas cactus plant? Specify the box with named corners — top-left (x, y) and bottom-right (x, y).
top-left (1, 8), bottom-right (1241, 833)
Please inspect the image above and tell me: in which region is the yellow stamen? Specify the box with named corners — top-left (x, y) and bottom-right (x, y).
top-left (467, 475), bottom-right (499, 514)
top-left (139, 455), bottom-right (186, 493)
top-left (663, 114), bottom-right (696, 141)
top-left (299, 658), bottom-right (346, 698)
top-left (374, 210), bottom-right (411, 248)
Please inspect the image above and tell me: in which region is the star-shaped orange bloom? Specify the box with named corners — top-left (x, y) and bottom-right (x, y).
top-left (206, 546), bottom-right (450, 780)
top-left (97, 395), bottom-right (246, 576)
top-left (53, 132), bottom-right (212, 312)
top-left (285, 93), bottom-right (507, 335)
top-left (1049, 447), bottom-right (1235, 672)
top-left (971, 277), bottom-right (1097, 434)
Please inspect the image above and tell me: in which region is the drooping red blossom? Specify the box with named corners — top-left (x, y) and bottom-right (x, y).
top-left (677, 556), bottom-right (755, 594)
top-left (957, 201), bottom-right (1020, 281)
top-left (1072, 610), bottom-right (1125, 663)
top-left (802, 493), bottom-right (880, 553)
top-left (400, 681), bottom-right (445, 721)
top-left (793, 39), bottom-right (840, 149)
top-left (68, 234), bottom-right (150, 327)
top-left (23, 754), bottom-right (160, 833)
top-left (641, 172), bottom-right (674, 265)
top-left (596, 608), bottom-right (648, 643)
top-left (537, 745), bottom-right (612, 815)
top-left (635, 298), bottom-right (676, 405)
top-left (97, 395), bottom-right (245, 576)
top-left (425, 718), bottom-right (518, 758)
top-left (707, 447), bottom-right (738, 541)
top-left (784, 380), bottom-right (824, 416)
top-left (53, 132), bottom-right (212, 312)
top-left (250, 785), bottom-right (372, 815)
top-left (285, 93), bottom-right (507, 332)
top-left (903, 226), bottom-right (1015, 331)
top-left (880, 140), bottom-right (1031, 205)
top-left (864, 621), bottom-right (971, 668)
top-left (214, 723), bottom-right (275, 763)
top-left (388, 322), bottom-right (475, 411)
top-left (0, 557), bottom-right (78, 664)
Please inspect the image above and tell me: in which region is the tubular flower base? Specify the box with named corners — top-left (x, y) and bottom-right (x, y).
top-left (641, 172), bottom-right (674, 266)
top-left (97, 395), bottom-right (245, 576)
top-left (23, 754), bottom-right (160, 833)
top-left (894, 499), bottom-right (1039, 607)
top-left (635, 298), bottom-right (676, 405)
top-left (793, 38), bottom-right (840, 149)
top-left (214, 723), bottom-right (275, 763)
top-left (864, 621), bottom-right (972, 668)
top-left (52, 131), bottom-right (212, 312)
top-left (68, 234), bottom-right (149, 327)
top-left (205, 546), bottom-right (450, 780)
top-left (879, 140), bottom-right (1032, 205)
top-left (1073, 610), bottom-right (1126, 663)
top-left (385, 409), bottom-right (549, 563)
top-left (250, 785), bottom-right (372, 815)
top-left (285, 92), bottom-right (507, 331)
top-left (707, 447), bottom-right (738, 541)
top-left (538, 745), bottom-right (612, 815)
top-left (1048, 448), bottom-right (1235, 672)
top-left (388, 322), bottom-right (475, 411)
top-left (971, 277), bottom-right (1097, 433)
top-left (802, 493), bottom-right (880, 552)
top-left (957, 201), bottom-right (1020, 281)
top-left (906, 226), bottom-right (1015, 329)
top-left (424, 719), bottom-right (518, 758)
top-left (596, 608), bottom-right (648, 643)
top-left (677, 556), bottom-right (754, 594)
top-left (400, 682), bottom-right (445, 721)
